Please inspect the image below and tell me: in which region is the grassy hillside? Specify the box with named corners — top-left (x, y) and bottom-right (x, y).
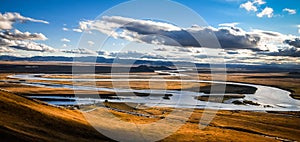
top-left (0, 90), bottom-right (111, 142)
top-left (1, 90), bottom-right (300, 141)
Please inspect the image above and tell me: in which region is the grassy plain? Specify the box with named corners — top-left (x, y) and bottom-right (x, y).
top-left (1, 61), bottom-right (300, 141)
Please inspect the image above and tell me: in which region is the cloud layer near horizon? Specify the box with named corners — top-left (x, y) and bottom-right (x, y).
top-left (76, 16), bottom-right (300, 58)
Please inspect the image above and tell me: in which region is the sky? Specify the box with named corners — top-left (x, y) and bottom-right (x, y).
top-left (0, 0), bottom-right (299, 65)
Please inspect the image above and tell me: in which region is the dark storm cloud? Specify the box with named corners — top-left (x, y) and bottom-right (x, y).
top-left (284, 38), bottom-right (300, 48)
top-left (263, 47), bottom-right (300, 57)
top-left (78, 16), bottom-right (263, 51)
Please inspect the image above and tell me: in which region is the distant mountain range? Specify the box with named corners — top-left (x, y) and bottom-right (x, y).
top-left (0, 55), bottom-right (299, 73)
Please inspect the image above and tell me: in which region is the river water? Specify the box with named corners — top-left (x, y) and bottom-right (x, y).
top-left (8, 73), bottom-right (300, 111)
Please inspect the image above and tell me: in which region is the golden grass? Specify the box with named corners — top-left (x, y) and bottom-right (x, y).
top-left (0, 90), bottom-right (110, 142)
top-left (84, 105), bottom-right (300, 141)
top-left (0, 82), bottom-right (75, 95)
top-left (1, 90), bottom-right (300, 141)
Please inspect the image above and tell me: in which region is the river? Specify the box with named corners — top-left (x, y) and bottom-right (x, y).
top-left (8, 73), bottom-right (300, 111)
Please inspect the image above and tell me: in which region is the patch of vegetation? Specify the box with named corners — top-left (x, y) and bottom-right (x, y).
top-left (200, 84), bottom-right (257, 94)
top-left (196, 94), bottom-right (245, 103)
top-left (232, 100), bottom-right (260, 106)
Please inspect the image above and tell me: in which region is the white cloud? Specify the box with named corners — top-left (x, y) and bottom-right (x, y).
top-left (97, 50), bottom-right (110, 56)
top-left (298, 25), bottom-right (300, 34)
top-left (62, 44), bottom-right (67, 48)
top-left (87, 41), bottom-right (95, 46)
top-left (0, 21), bottom-right (13, 30)
top-left (283, 8), bottom-right (296, 15)
top-left (224, 0), bottom-right (243, 2)
top-left (257, 7), bottom-right (273, 18)
top-left (8, 40), bottom-right (56, 52)
top-left (103, 16), bottom-right (181, 31)
top-left (253, 0), bottom-right (266, 5)
top-left (62, 48), bottom-right (97, 55)
top-left (78, 21), bottom-right (90, 31)
top-left (61, 38), bottom-right (70, 42)
top-left (0, 46), bottom-right (14, 53)
top-left (108, 50), bottom-right (164, 60)
top-left (218, 22), bottom-right (239, 27)
top-left (0, 12), bottom-right (55, 53)
top-left (240, 0), bottom-right (275, 19)
top-left (72, 28), bottom-right (82, 32)
top-left (77, 16), bottom-right (300, 52)
top-left (249, 29), bottom-right (290, 51)
top-left (0, 34), bottom-right (54, 53)
top-left (62, 27), bottom-right (69, 31)
top-left (0, 12), bottom-right (48, 30)
top-left (240, 1), bottom-right (258, 12)
top-left (154, 47), bottom-right (168, 51)
top-left (76, 16), bottom-right (181, 35)
top-left (0, 35), bottom-right (54, 53)
top-left (77, 16), bottom-right (262, 50)
top-left (0, 29), bottom-right (47, 40)
top-left (193, 26), bottom-right (261, 50)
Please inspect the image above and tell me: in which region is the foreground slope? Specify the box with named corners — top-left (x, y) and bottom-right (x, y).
top-left (0, 90), bottom-right (110, 142)
top-left (1, 89), bottom-right (300, 141)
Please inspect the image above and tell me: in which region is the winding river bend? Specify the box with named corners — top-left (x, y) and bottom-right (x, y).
top-left (8, 73), bottom-right (300, 111)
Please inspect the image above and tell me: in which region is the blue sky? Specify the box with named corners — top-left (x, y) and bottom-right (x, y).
top-left (1, 0), bottom-right (299, 48)
top-left (181, 0), bottom-right (300, 33)
top-left (0, 0), bottom-right (124, 48)
top-left (0, 0), bottom-right (299, 64)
